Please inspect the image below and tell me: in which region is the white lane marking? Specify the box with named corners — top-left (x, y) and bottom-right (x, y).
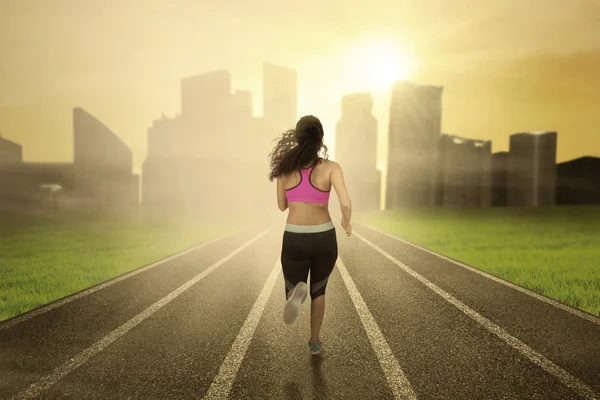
top-left (203, 258), bottom-right (281, 400)
top-left (12, 227), bottom-right (272, 400)
top-left (349, 228), bottom-right (600, 400)
top-left (355, 220), bottom-right (600, 325)
top-left (0, 225), bottom-right (252, 331)
top-left (337, 257), bottom-right (417, 400)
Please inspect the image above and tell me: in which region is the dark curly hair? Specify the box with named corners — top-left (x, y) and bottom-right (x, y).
top-left (268, 115), bottom-right (329, 181)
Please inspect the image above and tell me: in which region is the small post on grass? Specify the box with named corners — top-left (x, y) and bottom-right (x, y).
top-left (40, 184), bottom-right (63, 211)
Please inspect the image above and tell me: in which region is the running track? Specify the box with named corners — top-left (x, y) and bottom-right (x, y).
top-left (1, 217), bottom-right (599, 400)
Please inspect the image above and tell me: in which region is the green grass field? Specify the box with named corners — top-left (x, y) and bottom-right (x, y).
top-left (3, 206), bottom-right (598, 323)
top-left (0, 207), bottom-right (258, 322)
top-left (354, 206), bottom-right (600, 317)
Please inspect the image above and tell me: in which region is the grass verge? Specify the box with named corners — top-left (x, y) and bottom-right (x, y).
top-left (0, 207), bottom-right (259, 322)
top-left (355, 206), bottom-right (600, 317)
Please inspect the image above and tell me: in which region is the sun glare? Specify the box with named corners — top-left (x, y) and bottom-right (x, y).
top-left (341, 36), bottom-right (416, 92)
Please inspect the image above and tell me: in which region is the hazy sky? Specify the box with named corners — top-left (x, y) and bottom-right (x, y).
top-left (1, 0), bottom-right (599, 174)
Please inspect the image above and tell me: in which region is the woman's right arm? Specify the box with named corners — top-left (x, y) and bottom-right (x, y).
top-left (331, 162), bottom-right (352, 235)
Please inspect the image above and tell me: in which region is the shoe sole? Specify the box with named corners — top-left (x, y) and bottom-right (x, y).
top-left (283, 282), bottom-right (308, 324)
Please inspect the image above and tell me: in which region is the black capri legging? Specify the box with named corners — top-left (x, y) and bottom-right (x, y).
top-left (281, 221), bottom-right (338, 300)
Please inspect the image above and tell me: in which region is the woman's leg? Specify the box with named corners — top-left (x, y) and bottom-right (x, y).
top-left (281, 231), bottom-right (310, 324)
top-left (310, 295), bottom-right (325, 342)
top-left (308, 227), bottom-right (338, 343)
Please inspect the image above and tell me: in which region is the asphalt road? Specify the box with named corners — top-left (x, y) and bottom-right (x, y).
top-left (1, 216), bottom-right (599, 400)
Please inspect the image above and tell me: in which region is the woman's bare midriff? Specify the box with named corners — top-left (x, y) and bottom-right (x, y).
top-left (286, 202), bottom-right (331, 225)
top-left (282, 158), bottom-right (333, 225)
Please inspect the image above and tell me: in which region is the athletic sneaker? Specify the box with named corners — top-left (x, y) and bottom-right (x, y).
top-left (309, 339), bottom-right (322, 355)
top-left (283, 282), bottom-right (308, 324)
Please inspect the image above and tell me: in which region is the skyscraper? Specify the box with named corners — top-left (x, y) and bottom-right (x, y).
top-left (335, 92), bottom-right (380, 211)
top-left (181, 70), bottom-right (233, 127)
top-left (258, 63), bottom-right (298, 211)
top-left (0, 134), bottom-right (23, 167)
top-left (336, 93), bottom-right (377, 171)
top-left (233, 90), bottom-right (253, 120)
top-left (1, 110), bottom-right (139, 209)
top-left (142, 114), bottom-right (183, 206)
top-left (73, 107), bottom-right (133, 173)
top-left (179, 70), bottom-right (236, 163)
top-left (386, 81), bottom-right (443, 209)
top-left (491, 151), bottom-right (509, 207)
top-left (263, 62), bottom-right (297, 137)
top-left (73, 108), bottom-right (139, 206)
top-left (230, 90), bottom-right (255, 166)
top-left (556, 156), bottom-right (600, 205)
top-left (147, 114), bottom-right (182, 159)
top-left (507, 131), bottom-right (557, 207)
top-left (435, 134), bottom-right (492, 207)
top-left (142, 66), bottom-right (279, 211)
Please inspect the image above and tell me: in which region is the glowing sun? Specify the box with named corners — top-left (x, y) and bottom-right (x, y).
top-left (342, 37), bottom-right (416, 91)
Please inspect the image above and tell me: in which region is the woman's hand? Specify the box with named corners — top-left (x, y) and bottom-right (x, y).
top-left (341, 217), bottom-right (352, 237)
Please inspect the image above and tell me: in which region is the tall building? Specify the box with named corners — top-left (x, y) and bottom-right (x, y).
top-left (73, 108), bottom-right (133, 173)
top-left (230, 90), bottom-right (255, 167)
top-left (73, 108), bottom-right (139, 206)
top-left (491, 151), bottom-right (509, 207)
top-left (556, 156), bottom-right (600, 205)
top-left (263, 62), bottom-right (297, 138)
top-left (142, 66), bottom-right (281, 212)
top-left (507, 131), bottom-right (557, 207)
top-left (254, 63), bottom-right (297, 211)
top-left (435, 134), bottom-right (492, 207)
top-left (140, 64), bottom-right (297, 211)
top-left (142, 114), bottom-right (183, 206)
top-left (1, 109), bottom-right (138, 210)
top-left (336, 93), bottom-right (377, 171)
top-left (335, 92), bottom-right (380, 211)
top-left (233, 90), bottom-right (253, 120)
top-left (180, 71), bottom-right (239, 164)
top-left (0, 134), bottom-right (23, 167)
top-left (181, 70), bottom-right (233, 128)
top-left (247, 117), bottom-right (273, 212)
top-left (386, 81), bottom-right (443, 209)
top-left (147, 114), bottom-right (182, 159)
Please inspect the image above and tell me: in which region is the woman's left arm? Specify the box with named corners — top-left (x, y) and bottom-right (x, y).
top-left (276, 178), bottom-right (288, 211)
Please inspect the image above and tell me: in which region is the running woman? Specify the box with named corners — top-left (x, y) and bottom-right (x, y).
top-left (267, 115), bottom-right (352, 355)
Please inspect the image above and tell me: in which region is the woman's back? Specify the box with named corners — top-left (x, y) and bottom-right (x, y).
top-left (282, 158), bottom-right (334, 225)
top-left (273, 115), bottom-right (351, 355)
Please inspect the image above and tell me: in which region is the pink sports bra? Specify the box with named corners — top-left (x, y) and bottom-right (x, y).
top-left (285, 161), bottom-right (331, 204)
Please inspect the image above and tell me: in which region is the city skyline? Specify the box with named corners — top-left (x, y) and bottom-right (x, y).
top-left (5, 69), bottom-right (596, 211)
top-left (1, 1), bottom-right (599, 175)
top-left (1, 63), bottom-right (599, 176)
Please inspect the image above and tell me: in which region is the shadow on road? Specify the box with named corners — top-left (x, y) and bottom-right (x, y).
top-left (311, 355), bottom-right (328, 399)
top-left (283, 355), bottom-right (329, 399)
top-left (284, 381), bottom-right (303, 399)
